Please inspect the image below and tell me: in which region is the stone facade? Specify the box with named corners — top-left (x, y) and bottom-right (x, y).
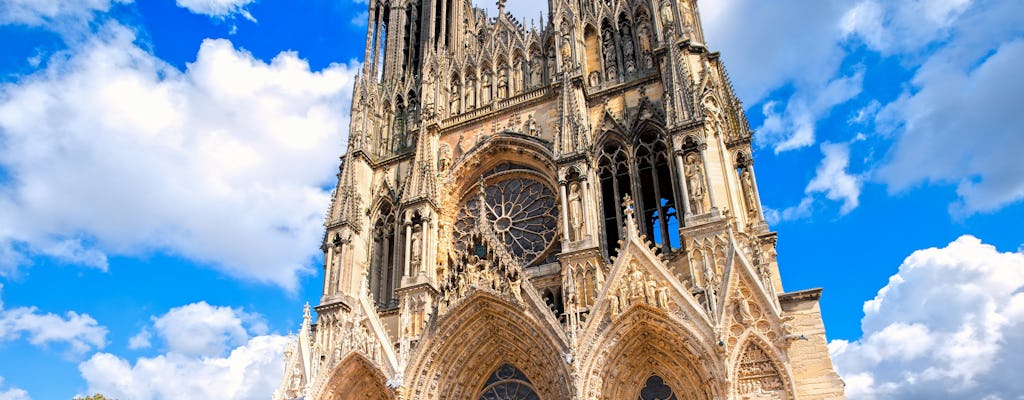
top-left (274, 0), bottom-right (845, 398)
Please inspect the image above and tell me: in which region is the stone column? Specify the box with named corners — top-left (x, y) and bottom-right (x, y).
top-left (404, 219), bottom-right (413, 278)
top-left (747, 163), bottom-right (766, 221)
top-left (699, 144), bottom-right (717, 211)
top-left (323, 246), bottom-right (333, 296)
top-left (420, 219), bottom-right (429, 275)
top-left (559, 180), bottom-right (572, 242)
top-left (674, 150), bottom-right (692, 217)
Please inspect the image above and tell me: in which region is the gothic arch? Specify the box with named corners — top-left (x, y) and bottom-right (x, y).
top-left (448, 135), bottom-right (557, 199)
top-left (580, 306), bottom-right (725, 400)
top-left (404, 292), bottom-right (572, 400)
top-left (320, 353), bottom-right (393, 400)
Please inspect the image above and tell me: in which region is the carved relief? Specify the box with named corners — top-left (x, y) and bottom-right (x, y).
top-left (736, 344), bottom-right (786, 399)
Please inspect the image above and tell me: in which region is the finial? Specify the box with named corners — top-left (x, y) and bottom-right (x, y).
top-left (623, 194), bottom-right (635, 217)
top-left (496, 0), bottom-right (505, 13)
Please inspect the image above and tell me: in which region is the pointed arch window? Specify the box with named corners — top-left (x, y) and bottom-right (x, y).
top-left (598, 141), bottom-right (632, 258)
top-left (477, 364), bottom-right (540, 400)
top-left (637, 375), bottom-right (677, 400)
top-left (370, 202), bottom-right (399, 310)
top-left (634, 130), bottom-right (681, 252)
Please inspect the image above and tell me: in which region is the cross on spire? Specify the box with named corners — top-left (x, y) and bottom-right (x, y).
top-left (496, 0), bottom-right (506, 13)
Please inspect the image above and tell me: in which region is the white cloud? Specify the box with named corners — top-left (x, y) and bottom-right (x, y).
top-left (842, 0), bottom-right (973, 54)
top-left (831, 235), bottom-right (1024, 399)
top-left (0, 0), bottom-right (130, 27)
top-left (0, 283), bottom-right (108, 354)
top-left (807, 142), bottom-right (862, 214)
top-left (176, 0), bottom-right (256, 21)
top-left (876, 32), bottom-right (1024, 213)
top-left (152, 302), bottom-right (264, 357)
top-left (700, 0), bottom-right (863, 153)
top-left (128, 328), bottom-right (152, 350)
top-left (0, 377), bottom-right (30, 400)
top-left (763, 142), bottom-right (862, 224)
top-left (0, 22), bottom-right (359, 290)
top-left (80, 334), bottom-right (289, 400)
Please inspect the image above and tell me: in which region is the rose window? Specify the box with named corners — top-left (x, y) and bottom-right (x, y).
top-left (454, 164), bottom-right (558, 266)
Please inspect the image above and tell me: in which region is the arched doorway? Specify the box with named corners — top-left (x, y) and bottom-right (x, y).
top-left (320, 353), bottom-right (393, 400)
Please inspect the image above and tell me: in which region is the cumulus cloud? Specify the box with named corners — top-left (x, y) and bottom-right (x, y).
top-left (0, 23), bottom-right (359, 289)
top-left (0, 0), bottom-right (130, 27)
top-left (175, 0), bottom-right (256, 21)
top-left (0, 284), bottom-right (108, 354)
top-left (80, 334), bottom-right (288, 400)
top-left (830, 235), bottom-right (1024, 399)
top-left (152, 302), bottom-right (265, 357)
top-left (0, 377), bottom-right (30, 400)
top-left (875, 0), bottom-right (1024, 214)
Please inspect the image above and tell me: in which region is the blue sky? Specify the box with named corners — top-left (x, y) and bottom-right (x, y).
top-left (0, 0), bottom-right (1021, 399)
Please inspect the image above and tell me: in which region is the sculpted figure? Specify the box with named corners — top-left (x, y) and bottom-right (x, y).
top-left (481, 71), bottom-right (492, 104)
top-left (568, 182), bottom-right (585, 241)
top-left (465, 76), bottom-right (476, 110)
top-left (685, 152), bottom-right (707, 213)
top-left (741, 167), bottom-right (757, 216)
top-left (497, 67), bottom-right (509, 99)
top-left (530, 55), bottom-right (543, 87)
top-left (450, 82), bottom-right (461, 115)
top-left (410, 230), bottom-right (422, 270)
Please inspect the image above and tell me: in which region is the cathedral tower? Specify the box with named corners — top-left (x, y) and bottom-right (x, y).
top-left (276, 0), bottom-right (846, 399)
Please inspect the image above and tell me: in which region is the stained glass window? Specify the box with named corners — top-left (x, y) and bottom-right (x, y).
top-left (478, 364), bottom-right (540, 400)
top-left (455, 166), bottom-right (558, 266)
top-left (638, 375), bottom-right (677, 400)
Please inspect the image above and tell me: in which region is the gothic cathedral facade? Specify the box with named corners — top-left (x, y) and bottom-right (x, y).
top-left (275, 0), bottom-right (846, 399)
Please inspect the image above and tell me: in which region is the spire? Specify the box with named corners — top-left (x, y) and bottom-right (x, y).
top-left (401, 127), bottom-right (438, 204)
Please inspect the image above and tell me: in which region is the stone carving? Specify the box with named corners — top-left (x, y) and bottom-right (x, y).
top-left (481, 70), bottom-right (493, 105)
top-left (497, 66), bottom-right (509, 100)
top-left (737, 344), bottom-right (786, 399)
top-left (685, 152), bottom-right (707, 214)
top-left (530, 54), bottom-right (543, 87)
top-left (568, 181), bottom-right (585, 241)
top-left (523, 114), bottom-right (539, 136)
top-left (741, 167), bottom-right (757, 217)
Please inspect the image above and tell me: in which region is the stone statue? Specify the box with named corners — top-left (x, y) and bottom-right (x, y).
top-left (481, 71), bottom-right (493, 104)
top-left (465, 76), bottom-right (476, 110)
top-left (450, 82), bottom-right (461, 115)
top-left (497, 67), bottom-right (509, 99)
top-left (685, 152), bottom-right (706, 214)
top-left (561, 34), bottom-right (572, 63)
top-left (638, 22), bottom-right (652, 54)
top-left (512, 58), bottom-right (524, 93)
top-left (568, 182), bottom-right (585, 241)
top-left (741, 167), bottom-right (757, 216)
top-left (523, 114), bottom-right (539, 136)
top-left (660, 0), bottom-right (675, 27)
top-left (621, 26), bottom-right (636, 74)
top-left (410, 230), bottom-right (422, 269)
top-left (602, 30), bottom-right (617, 80)
top-left (589, 71), bottom-right (601, 88)
top-left (609, 294), bottom-right (621, 317)
top-left (530, 55), bottom-right (543, 87)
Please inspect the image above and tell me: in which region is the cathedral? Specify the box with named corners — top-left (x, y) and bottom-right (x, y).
top-left (274, 0), bottom-right (846, 398)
